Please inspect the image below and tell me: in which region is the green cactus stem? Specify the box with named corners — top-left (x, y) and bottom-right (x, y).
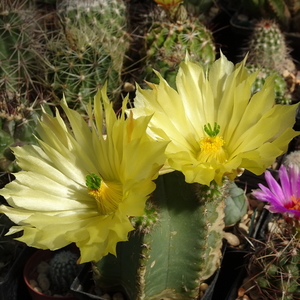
top-left (45, 0), bottom-right (129, 108)
top-left (93, 171), bottom-right (227, 300)
top-left (0, 100), bottom-right (52, 172)
top-left (0, 0), bottom-right (48, 102)
top-left (246, 19), bottom-right (294, 75)
top-left (49, 250), bottom-right (79, 294)
top-left (246, 65), bottom-right (292, 104)
top-left (139, 2), bottom-right (215, 89)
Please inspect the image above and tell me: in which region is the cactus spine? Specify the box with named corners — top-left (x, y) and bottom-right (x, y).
top-left (45, 0), bottom-right (129, 108)
top-left (246, 218), bottom-right (300, 300)
top-left (93, 172), bottom-right (227, 300)
top-left (245, 19), bottom-right (295, 104)
top-left (247, 19), bottom-right (293, 73)
top-left (0, 0), bottom-right (47, 102)
top-left (140, 1), bottom-right (215, 89)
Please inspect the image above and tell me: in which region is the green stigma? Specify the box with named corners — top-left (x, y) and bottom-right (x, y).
top-left (204, 122), bottom-right (220, 137)
top-left (86, 173), bottom-right (101, 189)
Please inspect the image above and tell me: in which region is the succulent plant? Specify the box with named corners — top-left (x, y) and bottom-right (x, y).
top-left (183, 0), bottom-right (217, 20)
top-left (93, 172), bottom-right (247, 299)
top-left (0, 0), bottom-right (48, 103)
top-left (139, 0), bottom-right (215, 89)
top-left (246, 19), bottom-right (294, 74)
top-left (230, 0), bottom-right (300, 34)
top-left (0, 98), bottom-right (51, 172)
top-left (48, 250), bottom-right (79, 294)
top-left (243, 19), bottom-right (295, 104)
top-left (44, 0), bottom-right (130, 109)
top-left (246, 217), bottom-right (300, 300)
top-left (246, 65), bottom-right (292, 104)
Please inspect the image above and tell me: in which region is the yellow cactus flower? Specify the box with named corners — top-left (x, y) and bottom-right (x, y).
top-left (0, 87), bottom-right (168, 263)
top-left (154, 0), bottom-right (182, 7)
top-left (131, 53), bottom-right (299, 186)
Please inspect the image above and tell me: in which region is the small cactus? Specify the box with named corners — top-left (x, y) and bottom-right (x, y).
top-left (0, 0), bottom-right (48, 102)
top-left (48, 250), bottom-right (79, 294)
top-left (0, 98), bottom-right (51, 172)
top-left (246, 217), bottom-right (300, 300)
top-left (246, 19), bottom-right (294, 75)
top-left (246, 65), bottom-right (292, 104)
top-left (244, 19), bottom-right (295, 105)
top-left (45, 0), bottom-right (130, 108)
top-left (139, 0), bottom-right (215, 89)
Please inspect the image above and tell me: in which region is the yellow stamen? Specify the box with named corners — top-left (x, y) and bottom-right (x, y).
top-left (198, 136), bottom-right (227, 163)
top-left (88, 181), bottom-right (123, 215)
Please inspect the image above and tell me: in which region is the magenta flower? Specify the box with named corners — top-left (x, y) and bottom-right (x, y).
top-left (253, 164), bottom-right (300, 219)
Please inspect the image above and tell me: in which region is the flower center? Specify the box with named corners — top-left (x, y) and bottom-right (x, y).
top-left (86, 173), bottom-right (122, 215)
top-left (289, 195), bottom-right (300, 211)
top-left (198, 122), bottom-right (227, 163)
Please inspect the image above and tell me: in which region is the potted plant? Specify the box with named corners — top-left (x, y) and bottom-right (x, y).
top-left (23, 245), bottom-right (81, 300)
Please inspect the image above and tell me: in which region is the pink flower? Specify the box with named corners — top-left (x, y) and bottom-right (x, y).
top-left (253, 164), bottom-right (300, 219)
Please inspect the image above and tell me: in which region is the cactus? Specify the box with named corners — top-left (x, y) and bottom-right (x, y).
top-left (246, 65), bottom-right (292, 104)
top-left (244, 19), bottom-right (294, 105)
top-left (139, 0), bottom-right (215, 89)
top-left (48, 250), bottom-right (79, 294)
top-left (246, 19), bottom-right (294, 74)
top-left (92, 172), bottom-right (244, 300)
top-left (0, 0), bottom-right (47, 102)
top-left (45, 0), bottom-right (129, 109)
top-left (0, 99), bottom-right (51, 172)
top-left (246, 217), bottom-right (300, 300)
top-left (223, 182), bottom-right (248, 227)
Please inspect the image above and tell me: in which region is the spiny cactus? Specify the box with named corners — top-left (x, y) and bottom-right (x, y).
top-left (0, 0), bottom-right (48, 102)
top-left (246, 217), bottom-right (300, 300)
top-left (139, 0), bottom-right (215, 89)
top-left (49, 250), bottom-right (79, 294)
top-left (45, 0), bottom-right (129, 109)
top-left (93, 172), bottom-right (246, 300)
top-left (246, 19), bottom-right (294, 74)
top-left (246, 65), bottom-right (292, 104)
top-left (244, 19), bottom-right (295, 105)
top-left (0, 98), bottom-right (51, 172)
top-left (183, 0), bottom-right (217, 20)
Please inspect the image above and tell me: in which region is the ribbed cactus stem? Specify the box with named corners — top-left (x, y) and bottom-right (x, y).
top-left (246, 19), bottom-right (293, 74)
top-left (46, 0), bottom-right (129, 105)
top-left (93, 171), bottom-right (227, 299)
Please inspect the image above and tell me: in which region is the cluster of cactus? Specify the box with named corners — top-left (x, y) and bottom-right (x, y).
top-left (0, 0), bottom-right (48, 103)
top-left (44, 0), bottom-right (129, 109)
top-left (48, 250), bottom-right (79, 294)
top-left (244, 19), bottom-right (294, 104)
top-left (0, 98), bottom-right (51, 172)
top-left (93, 172), bottom-right (247, 300)
top-left (246, 217), bottom-right (300, 300)
top-left (139, 0), bottom-right (215, 89)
